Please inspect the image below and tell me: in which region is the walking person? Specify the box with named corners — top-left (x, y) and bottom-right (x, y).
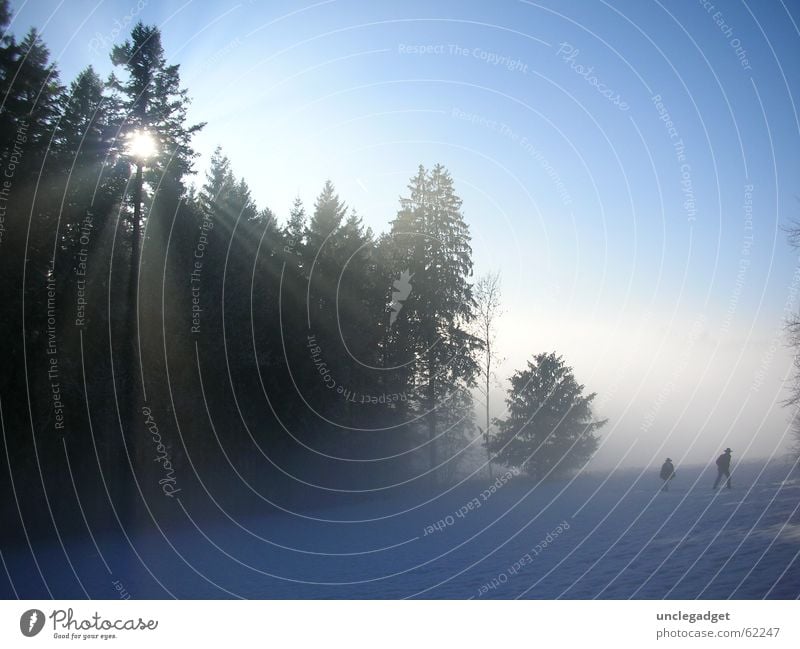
top-left (660, 458), bottom-right (676, 491)
top-left (712, 448), bottom-right (733, 489)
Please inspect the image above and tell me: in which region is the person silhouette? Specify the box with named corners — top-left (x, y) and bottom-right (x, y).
top-left (660, 458), bottom-right (676, 491)
top-left (712, 448), bottom-right (732, 489)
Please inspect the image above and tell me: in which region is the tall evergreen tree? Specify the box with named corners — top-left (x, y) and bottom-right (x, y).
top-left (0, 7), bottom-right (71, 543)
top-left (308, 180), bottom-right (346, 243)
top-left (56, 66), bottom-right (110, 163)
top-left (55, 66), bottom-right (126, 261)
top-left (388, 164), bottom-right (479, 480)
top-left (0, 27), bottom-right (62, 161)
top-left (106, 22), bottom-right (203, 514)
top-left (110, 22), bottom-right (203, 190)
top-left (284, 196), bottom-right (307, 263)
top-left (109, 20), bottom-right (205, 327)
top-left (108, 21), bottom-right (205, 321)
top-left (304, 180), bottom-right (347, 314)
top-left (0, 0), bottom-right (19, 160)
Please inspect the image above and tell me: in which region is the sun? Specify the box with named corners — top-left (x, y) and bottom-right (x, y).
top-left (126, 129), bottom-right (157, 161)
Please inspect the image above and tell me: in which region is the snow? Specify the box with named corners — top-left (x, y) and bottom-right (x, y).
top-left (3, 459), bottom-right (798, 599)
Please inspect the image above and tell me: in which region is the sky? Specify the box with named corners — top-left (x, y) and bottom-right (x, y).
top-left (8, 0), bottom-right (800, 470)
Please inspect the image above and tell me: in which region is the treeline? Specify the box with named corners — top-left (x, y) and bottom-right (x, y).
top-left (0, 6), bottom-right (603, 542)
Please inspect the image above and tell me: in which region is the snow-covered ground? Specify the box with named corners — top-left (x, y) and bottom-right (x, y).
top-left (3, 458), bottom-right (798, 599)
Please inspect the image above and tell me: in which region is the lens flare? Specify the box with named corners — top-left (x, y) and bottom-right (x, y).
top-left (126, 129), bottom-right (157, 161)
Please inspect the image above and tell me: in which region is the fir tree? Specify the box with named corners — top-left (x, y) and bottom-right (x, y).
top-left (388, 164), bottom-right (480, 479)
top-left (488, 353), bottom-right (605, 479)
top-left (110, 22), bottom-right (204, 190)
top-left (283, 196), bottom-right (307, 265)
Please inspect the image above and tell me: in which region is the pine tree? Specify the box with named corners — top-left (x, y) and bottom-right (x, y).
top-left (282, 196), bottom-right (308, 268)
top-left (56, 66), bottom-right (106, 160)
top-left (309, 180), bottom-right (346, 242)
top-left (0, 11), bottom-right (72, 541)
top-left (0, 22), bottom-right (64, 379)
top-left (0, 28), bottom-right (63, 158)
top-left (108, 20), bottom-right (204, 327)
top-left (0, 0), bottom-right (19, 157)
top-left (0, 0), bottom-right (11, 43)
top-left (110, 22), bottom-right (204, 190)
top-left (109, 21), bottom-right (205, 313)
top-left (488, 353), bottom-right (605, 479)
top-left (107, 22), bottom-right (203, 514)
top-left (388, 164), bottom-right (480, 480)
top-left (303, 180), bottom-right (346, 312)
top-left (56, 66), bottom-right (126, 260)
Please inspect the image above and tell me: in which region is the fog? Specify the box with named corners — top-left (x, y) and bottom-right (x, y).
top-left (491, 308), bottom-right (797, 471)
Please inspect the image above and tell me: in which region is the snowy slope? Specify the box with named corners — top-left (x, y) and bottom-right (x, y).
top-left (2, 459), bottom-right (798, 599)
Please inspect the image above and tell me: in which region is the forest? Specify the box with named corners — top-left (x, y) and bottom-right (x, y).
top-left (0, 3), bottom-right (604, 543)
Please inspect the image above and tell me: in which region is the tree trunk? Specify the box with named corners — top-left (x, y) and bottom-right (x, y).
top-left (486, 355), bottom-right (493, 481)
top-left (121, 162), bottom-right (142, 525)
top-left (427, 349), bottom-right (437, 485)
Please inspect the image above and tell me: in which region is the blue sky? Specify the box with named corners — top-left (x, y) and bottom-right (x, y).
top-left (9, 0), bottom-right (800, 469)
